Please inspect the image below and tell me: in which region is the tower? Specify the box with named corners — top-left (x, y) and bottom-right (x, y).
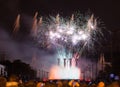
top-left (98, 53), bottom-right (112, 72)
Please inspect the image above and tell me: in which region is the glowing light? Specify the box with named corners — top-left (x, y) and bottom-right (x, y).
top-left (66, 27), bottom-right (74, 35)
top-left (58, 28), bottom-right (63, 33)
top-left (35, 13), bottom-right (100, 50)
top-left (55, 33), bottom-right (61, 38)
top-left (49, 66), bottom-right (81, 79)
top-left (49, 31), bottom-right (55, 39)
top-left (72, 35), bottom-right (79, 45)
top-left (78, 31), bottom-right (84, 35)
top-left (47, 18), bottom-right (92, 46)
top-left (81, 34), bottom-right (88, 40)
top-left (6, 82), bottom-right (18, 87)
top-left (87, 14), bottom-right (97, 32)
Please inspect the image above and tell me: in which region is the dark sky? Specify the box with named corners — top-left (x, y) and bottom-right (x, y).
top-left (0, 0), bottom-right (120, 29)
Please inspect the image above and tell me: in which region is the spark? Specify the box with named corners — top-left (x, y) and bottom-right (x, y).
top-left (13, 14), bottom-right (20, 33)
top-left (32, 12), bottom-right (102, 55)
top-left (29, 12), bottom-right (104, 79)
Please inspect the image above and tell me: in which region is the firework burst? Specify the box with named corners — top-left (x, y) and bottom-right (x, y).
top-left (30, 12), bottom-right (105, 80)
top-left (31, 12), bottom-right (103, 57)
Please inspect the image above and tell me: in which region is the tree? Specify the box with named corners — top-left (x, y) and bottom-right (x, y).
top-left (1, 59), bottom-right (36, 80)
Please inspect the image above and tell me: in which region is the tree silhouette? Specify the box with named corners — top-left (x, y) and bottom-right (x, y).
top-left (1, 59), bottom-right (36, 80)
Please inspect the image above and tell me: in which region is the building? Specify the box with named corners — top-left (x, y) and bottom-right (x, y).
top-left (0, 64), bottom-right (7, 76)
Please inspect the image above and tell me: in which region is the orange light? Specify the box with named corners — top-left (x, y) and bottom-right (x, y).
top-left (6, 82), bottom-right (18, 87)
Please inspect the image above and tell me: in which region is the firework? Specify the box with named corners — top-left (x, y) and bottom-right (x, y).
top-left (33, 12), bottom-right (102, 56)
top-left (32, 18), bottom-right (38, 37)
top-left (56, 14), bottom-right (60, 25)
top-left (46, 14), bottom-right (99, 56)
top-left (87, 14), bottom-right (97, 32)
top-left (38, 17), bottom-right (43, 26)
top-left (46, 14), bottom-right (92, 46)
top-left (31, 12), bottom-right (39, 37)
top-left (30, 12), bottom-right (104, 80)
top-left (13, 14), bottom-right (20, 33)
top-left (33, 12), bottom-right (38, 21)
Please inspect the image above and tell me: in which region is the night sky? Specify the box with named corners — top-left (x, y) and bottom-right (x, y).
top-left (0, 0), bottom-right (120, 73)
top-left (0, 0), bottom-right (120, 29)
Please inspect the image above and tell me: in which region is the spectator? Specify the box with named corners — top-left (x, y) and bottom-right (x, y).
top-left (97, 81), bottom-right (105, 87)
top-left (36, 82), bottom-right (45, 87)
top-left (0, 76), bottom-right (7, 87)
top-left (6, 82), bottom-right (18, 87)
top-left (25, 80), bottom-right (36, 87)
top-left (111, 81), bottom-right (119, 87)
top-left (56, 80), bottom-right (63, 87)
top-left (6, 75), bottom-right (19, 87)
top-left (18, 79), bottom-right (24, 87)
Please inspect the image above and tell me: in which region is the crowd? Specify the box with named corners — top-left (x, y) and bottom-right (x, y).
top-left (0, 75), bottom-right (119, 87)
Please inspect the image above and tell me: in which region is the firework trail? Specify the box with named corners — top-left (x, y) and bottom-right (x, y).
top-left (33, 12), bottom-right (38, 21)
top-left (13, 14), bottom-right (20, 34)
top-left (29, 12), bottom-right (104, 79)
top-left (31, 12), bottom-right (38, 37)
top-left (38, 17), bottom-right (43, 26)
top-left (53, 14), bottom-right (96, 54)
top-left (32, 18), bottom-right (38, 37)
top-left (56, 14), bottom-right (60, 25)
top-left (31, 12), bottom-right (102, 58)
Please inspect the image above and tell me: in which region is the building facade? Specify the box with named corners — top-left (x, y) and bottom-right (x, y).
top-left (0, 64), bottom-right (7, 76)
